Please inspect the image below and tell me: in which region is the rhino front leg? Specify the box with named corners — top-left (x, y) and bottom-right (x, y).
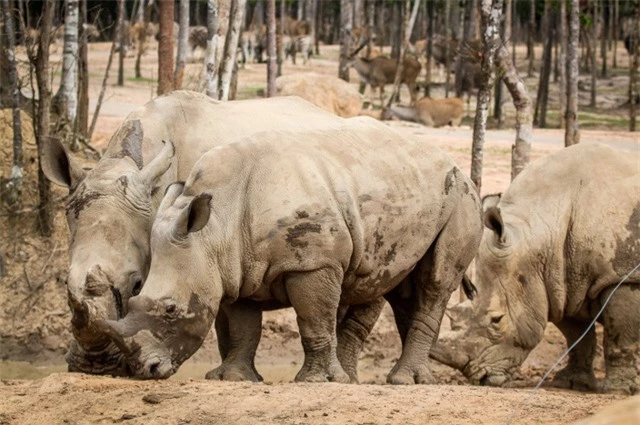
top-left (336, 298), bottom-right (386, 383)
top-left (286, 267), bottom-right (350, 383)
top-left (601, 284), bottom-right (640, 395)
top-left (205, 301), bottom-right (264, 382)
top-left (387, 193), bottom-right (482, 385)
top-left (550, 318), bottom-right (598, 391)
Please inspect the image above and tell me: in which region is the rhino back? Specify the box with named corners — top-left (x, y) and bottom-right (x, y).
top-left (186, 118), bottom-right (469, 305)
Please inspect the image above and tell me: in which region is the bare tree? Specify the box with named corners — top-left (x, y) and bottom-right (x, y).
top-left (158, 0), bottom-right (175, 95)
top-left (601, 0), bottom-right (608, 77)
top-left (527, 0), bottom-right (535, 77)
top-left (456, 0), bottom-right (477, 97)
top-left (559, 0), bottom-right (567, 128)
top-left (630, 0), bottom-right (639, 132)
top-left (77, 0), bottom-right (89, 140)
top-left (589, 0), bottom-right (597, 107)
top-left (1, 0), bottom-right (23, 210)
top-left (201, 0), bottom-right (220, 98)
top-left (387, 0), bottom-right (420, 107)
top-left (533, 0), bottom-right (553, 128)
top-left (56, 0), bottom-right (79, 150)
top-left (471, 0), bottom-right (501, 193)
top-left (174, 0), bottom-right (190, 89)
top-left (444, 0), bottom-right (452, 97)
top-left (338, 0), bottom-right (354, 81)
top-left (277, 0), bottom-right (284, 77)
top-left (117, 0), bottom-right (126, 86)
top-left (613, 0), bottom-right (619, 68)
top-left (424, 0), bottom-right (434, 97)
top-left (219, 0), bottom-right (246, 100)
top-left (267, 0), bottom-right (276, 96)
top-left (565, 0), bottom-right (580, 146)
top-left (135, 0), bottom-right (153, 79)
top-left (35, 0), bottom-right (55, 235)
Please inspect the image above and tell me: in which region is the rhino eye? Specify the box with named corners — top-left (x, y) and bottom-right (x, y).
top-left (490, 314), bottom-right (504, 325)
top-left (132, 279), bottom-right (143, 296)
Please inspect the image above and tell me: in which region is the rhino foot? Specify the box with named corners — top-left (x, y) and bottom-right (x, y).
top-left (550, 366), bottom-right (598, 392)
top-left (386, 364), bottom-right (435, 385)
top-left (601, 368), bottom-right (638, 395)
top-left (205, 362), bottom-right (263, 382)
top-left (294, 360), bottom-right (350, 383)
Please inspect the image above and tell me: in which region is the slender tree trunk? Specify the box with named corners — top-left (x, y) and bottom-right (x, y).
top-left (534, 0), bottom-right (552, 128)
top-left (57, 0), bottom-right (79, 150)
top-left (354, 0), bottom-right (364, 30)
top-left (559, 0), bottom-right (567, 128)
top-left (338, 0), bottom-right (353, 81)
top-left (135, 0), bottom-right (151, 79)
top-left (77, 0), bottom-right (89, 141)
top-left (527, 0), bottom-right (535, 77)
top-left (2, 0), bottom-right (23, 211)
top-left (424, 0), bottom-right (434, 97)
top-left (267, 0), bottom-right (276, 96)
top-left (158, 0), bottom-right (175, 95)
top-left (445, 0), bottom-right (451, 97)
top-left (629, 1), bottom-right (639, 131)
top-left (601, 1), bottom-right (608, 77)
top-left (613, 0), bottom-right (618, 68)
top-left (471, 0), bottom-right (501, 193)
top-left (174, 0), bottom-right (190, 89)
top-left (565, 0), bottom-right (580, 146)
top-left (365, 0), bottom-right (374, 57)
top-left (511, 0), bottom-right (516, 63)
top-left (219, 0), bottom-right (246, 100)
top-left (35, 0), bottom-right (55, 235)
top-left (456, 0), bottom-right (475, 97)
top-left (387, 0), bottom-right (420, 107)
top-left (495, 0), bottom-right (512, 128)
top-left (590, 0), bottom-right (597, 107)
top-left (277, 0), bottom-right (284, 76)
top-left (306, 0), bottom-right (317, 55)
top-left (117, 0), bottom-right (126, 86)
top-left (89, 0), bottom-right (120, 140)
top-left (201, 0), bottom-right (220, 97)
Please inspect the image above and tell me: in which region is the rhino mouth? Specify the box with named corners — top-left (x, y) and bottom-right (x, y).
top-left (66, 339), bottom-right (129, 376)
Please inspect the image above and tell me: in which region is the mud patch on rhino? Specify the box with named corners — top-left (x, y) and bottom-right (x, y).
top-left (613, 202), bottom-right (640, 274)
top-left (286, 223), bottom-right (322, 248)
top-left (110, 120), bottom-right (144, 170)
top-left (444, 167), bottom-right (459, 195)
top-left (66, 183), bottom-right (104, 219)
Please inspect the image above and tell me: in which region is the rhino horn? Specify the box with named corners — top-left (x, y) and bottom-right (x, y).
top-left (68, 291), bottom-right (90, 330)
top-left (139, 140), bottom-right (175, 186)
top-left (95, 318), bottom-right (135, 357)
top-left (429, 336), bottom-right (472, 371)
top-left (158, 181), bottom-right (185, 213)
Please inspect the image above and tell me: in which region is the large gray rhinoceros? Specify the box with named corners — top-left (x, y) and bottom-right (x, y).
top-left (97, 118), bottom-right (483, 383)
top-left (430, 143), bottom-right (640, 394)
top-left (41, 91), bottom-right (364, 377)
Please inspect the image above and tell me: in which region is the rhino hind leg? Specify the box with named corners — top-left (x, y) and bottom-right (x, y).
top-left (386, 191), bottom-right (482, 385)
top-left (336, 298), bottom-right (386, 383)
top-left (550, 318), bottom-right (598, 392)
top-left (600, 284), bottom-right (640, 395)
top-left (286, 267), bottom-right (350, 383)
top-left (205, 302), bottom-right (264, 382)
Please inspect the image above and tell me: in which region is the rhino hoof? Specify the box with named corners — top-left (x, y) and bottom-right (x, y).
top-left (601, 379), bottom-right (638, 395)
top-left (205, 364), bottom-right (263, 382)
top-left (551, 367), bottom-right (597, 392)
top-left (387, 366), bottom-right (434, 385)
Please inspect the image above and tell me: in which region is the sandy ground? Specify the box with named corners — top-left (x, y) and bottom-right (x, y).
top-left (1, 40), bottom-right (639, 425)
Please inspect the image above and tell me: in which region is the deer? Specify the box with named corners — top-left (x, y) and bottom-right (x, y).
top-left (347, 39), bottom-right (422, 108)
top-left (382, 97), bottom-right (464, 127)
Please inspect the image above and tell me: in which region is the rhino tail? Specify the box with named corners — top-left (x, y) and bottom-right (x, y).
top-left (461, 274), bottom-right (477, 300)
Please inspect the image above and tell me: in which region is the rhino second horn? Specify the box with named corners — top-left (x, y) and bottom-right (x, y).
top-left (139, 140), bottom-right (175, 186)
top-left (95, 319), bottom-right (135, 357)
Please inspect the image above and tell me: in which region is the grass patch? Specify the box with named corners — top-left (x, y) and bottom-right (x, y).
top-left (545, 110), bottom-right (629, 129)
top-left (127, 76), bottom-right (156, 84)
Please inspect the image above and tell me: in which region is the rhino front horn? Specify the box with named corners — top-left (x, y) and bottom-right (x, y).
top-left (95, 319), bottom-right (135, 357)
top-left (139, 140), bottom-right (175, 185)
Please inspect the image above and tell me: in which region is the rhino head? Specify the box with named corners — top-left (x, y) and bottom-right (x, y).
top-left (40, 122), bottom-right (175, 375)
top-left (430, 194), bottom-right (548, 386)
top-left (97, 183), bottom-right (219, 379)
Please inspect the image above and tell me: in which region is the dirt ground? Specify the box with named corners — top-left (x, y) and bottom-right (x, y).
top-left (1, 40), bottom-right (639, 425)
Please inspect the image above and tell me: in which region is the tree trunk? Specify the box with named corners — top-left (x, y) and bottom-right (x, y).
top-left (601, 1), bottom-right (608, 77)
top-left (456, 0), bottom-right (476, 97)
top-left (117, 0), bottom-right (126, 86)
top-left (354, 0), bottom-right (364, 30)
top-left (219, 0), bottom-right (246, 100)
top-left (135, 0), bottom-right (152, 79)
top-left (201, 0), bottom-right (220, 98)
top-left (533, 0), bottom-right (552, 128)
top-left (495, 0), bottom-right (512, 128)
top-left (387, 0), bottom-right (420, 107)
top-left (444, 0), bottom-right (451, 97)
top-left (424, 0), bottom-right (434, 97)
top-left (266, 0), bottom-right (276, 96)
top-left (35, 0), bottom-right (55, 235)
top-left (391, 1), bottom-right (402, 59)
top-left (471, 0), bottom-right (501, 194)
top-left (174, 0), bottom-right (190, 89)
top-left (589, 0), bottom-right (597, 108)
top-left (1, 0), bottom-right (23, 211)
top-left (157, 0), bottom-right (175, 95)
top-left (527, 0), bottom-right (535, 77)
top-left (365, 0), bottom-right (374, 58)
top-left (565, 0), bottom-right (580, 146)
top-left (629, 1), bottom-right (639, 132)
top-left (613, 0), bottom-right (618, 68)
top-left (494, 43), bottom-right (532, 181)
top-left (559, 0), bottom-right (567, 128)
top-left (77, 0), bottom-right (89, 141)
top-left (57, 0), bottom-right (79, 150)
top-left (305, 0), bottom-right (317, 54)
top-left (338, 0), bottom-right (353, 81)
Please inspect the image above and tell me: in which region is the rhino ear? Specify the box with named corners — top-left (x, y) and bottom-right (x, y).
top-left (39, 136), bottom-right (87, 188)
top-left (481, 193), bottom-right (501, 212)
top-left (176, 193), bottom-right (212, 235)
top-left (484, 206), bottom-right (508, 245)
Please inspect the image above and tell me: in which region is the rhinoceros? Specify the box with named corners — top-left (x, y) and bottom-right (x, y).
top-left (40, 91), bottom-right (379, 379)
top-left (97, 118), bottom-right (483, 383)
top-left (430, 143), bottom-right (640, 394)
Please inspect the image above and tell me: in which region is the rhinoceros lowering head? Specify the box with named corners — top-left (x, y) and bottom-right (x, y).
top-left (431, 194), bottom-right (546, 386)
top-left (97, 183), bottom-right (217, 379)
top-left (40, 121), bottom-right (175, 374)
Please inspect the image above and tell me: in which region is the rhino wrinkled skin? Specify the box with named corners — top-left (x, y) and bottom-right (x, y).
top-left (431, 143), bottom-right (640, 394)
top-left (41, 91), bottom-right (377, 378)
top-left (98, 118), bottom-right (483, 384)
